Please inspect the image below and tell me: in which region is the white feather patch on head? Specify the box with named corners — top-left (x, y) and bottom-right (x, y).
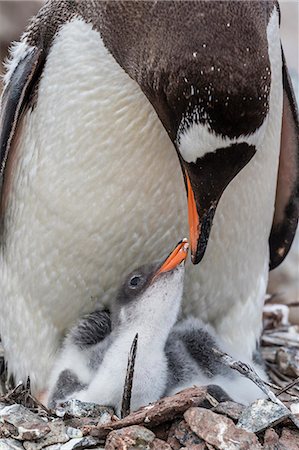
top-left (2, 40), bottom-right (35, 87)
top-left (177, 114), bottom-right (268, 163)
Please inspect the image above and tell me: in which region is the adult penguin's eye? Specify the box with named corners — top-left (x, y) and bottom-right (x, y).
top-left (129, 275), bottom-right (143, 288)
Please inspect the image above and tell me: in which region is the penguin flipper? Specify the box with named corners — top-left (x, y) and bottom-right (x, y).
top-left (68, 310), bottom-right (112, 349)
top-left (269, 49), bottom-right (299, 270)
top-left (0, 46), bottom-right (44, 180)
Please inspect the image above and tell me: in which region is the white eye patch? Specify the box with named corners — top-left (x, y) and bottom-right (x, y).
top-left (177, 117), bottom-right (267, 164)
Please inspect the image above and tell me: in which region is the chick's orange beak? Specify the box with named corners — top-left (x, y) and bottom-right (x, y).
top-left (156, 239), bottom-right (189, 275)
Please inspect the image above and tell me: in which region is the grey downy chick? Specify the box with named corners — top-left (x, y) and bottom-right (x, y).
top-left (165, 317), bottom-right (267, 405)
top-left (47, 240), bottom-right (189, 414)
top-left (48, 237), bottom-right (266, 411)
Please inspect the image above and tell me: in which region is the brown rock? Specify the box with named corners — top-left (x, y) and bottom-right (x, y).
top-left (263, 428), bottom-right (280, 450)
top-left (0, 421), bottom-right (17, 438)
top-left (276, 348), bottom-right (299, 377)
top-left (0, 404), bottom-right (50, 441)
top-left (152, 423), bottom-right (171, 442)
top-left (105, 425), bottom-right (155, 450)
top-left (150, 438), bottom-right (172, 449)
top-left (91, 387), bottom-right (209, 440)
top-left (213, 402), bottom-right (245, 421)
top-left (184, 407), bottom-right (261, 450)
top-left (23, 421), bottom-right (69, 450)
top-left (279, 428), bottom-right (299, 450)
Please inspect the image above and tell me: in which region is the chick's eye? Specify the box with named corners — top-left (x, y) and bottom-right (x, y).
top-left (129, 275), bottom-right (142, 288)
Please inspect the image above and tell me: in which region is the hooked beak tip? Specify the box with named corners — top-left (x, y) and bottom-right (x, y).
top-left (156, 239), bottom-right (189, 276)
top-left (191, 251), bottom-right (202, 265)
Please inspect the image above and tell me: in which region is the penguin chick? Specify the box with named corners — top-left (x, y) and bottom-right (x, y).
top-left (48, 240), bottom-right (189, 415)
top-left (48, 237), bottom-right (266, 410)
top-left (165, 317), bottom-right (267, 405)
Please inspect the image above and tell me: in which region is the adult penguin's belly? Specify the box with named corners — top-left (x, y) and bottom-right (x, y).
top-left (0, 19), bottom-right (188, 334)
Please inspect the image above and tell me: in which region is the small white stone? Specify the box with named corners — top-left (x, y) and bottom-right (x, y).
top-left (66, 427), bottom-right (83, 438)
top-left (290, 402), bottom-right (299, 415)
top-left (55, 407), bottom-right (66, 418)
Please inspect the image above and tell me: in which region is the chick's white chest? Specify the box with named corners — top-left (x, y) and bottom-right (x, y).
top-left (75, 331), bottom-right (168, 414)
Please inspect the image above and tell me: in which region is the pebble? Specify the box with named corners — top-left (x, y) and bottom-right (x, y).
top-left (0, 404), bottom-right (50, 441)
top-left (23, 421), bottom-right (69, 450)
top-left (237, 399), bottom-right (290, 433)
top-left (105, 425), bottom-right (155, 450)
top-left (60, 436), bottom-right (100, 450)
top-left (149, 438), bottom-right (171, 449)
top-left (174, 420), bottom-right (203, 447)
top-left (213, 401), bottom-right (245, 421)
top-left (276, 347), bottom-right (299, 377)
top-left (66, 427), bottom-right (82, 439)
top-left (56, 400), bottom-right (113, 420)
top-left (263, 428), bottom-right (280, 450)
top-left (0, 438), bottom-right (25, 449)
top-left (184, 407), bottom-right (261, 449)
top-left (279, 428), bottom-right (299, 450)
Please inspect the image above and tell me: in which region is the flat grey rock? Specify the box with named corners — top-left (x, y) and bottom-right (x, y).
top-left (213, 401), bottom-right (245, 421)
top-left (66, 427), bottom-right (83, 439)
top-left (0, 438), bottom-right (25, 449)
top-left (105, 425), bottom-right (155, 450)
top-left (237, 399), bottom-right (290, 433)
top-left (23, 421), bottom-right (69, 450)
top-left (60, 436), bottom-right (101, 450)
top-left (42, 446), bottom-right (62, 450)
top-left (55, 400), bottom-right (113, 420)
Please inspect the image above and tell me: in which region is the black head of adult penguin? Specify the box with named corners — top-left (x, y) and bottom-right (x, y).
top-left (96, 0), bottom-right (279, 263)
top-left (95, 1), bottom-right (271, 263)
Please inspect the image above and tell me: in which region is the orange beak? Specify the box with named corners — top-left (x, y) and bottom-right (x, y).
top-left (156, 239), bottom-right (189, 276)
top-left (186, 172), bottom-right (200, 259)
top-left (181, 143), bottom-right (256, 264)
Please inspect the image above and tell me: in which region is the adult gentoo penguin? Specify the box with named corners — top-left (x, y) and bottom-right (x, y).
top-left (47, 240), bottom-right (189, 414)
top-left (0, 1), bottom-right (298, 394)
